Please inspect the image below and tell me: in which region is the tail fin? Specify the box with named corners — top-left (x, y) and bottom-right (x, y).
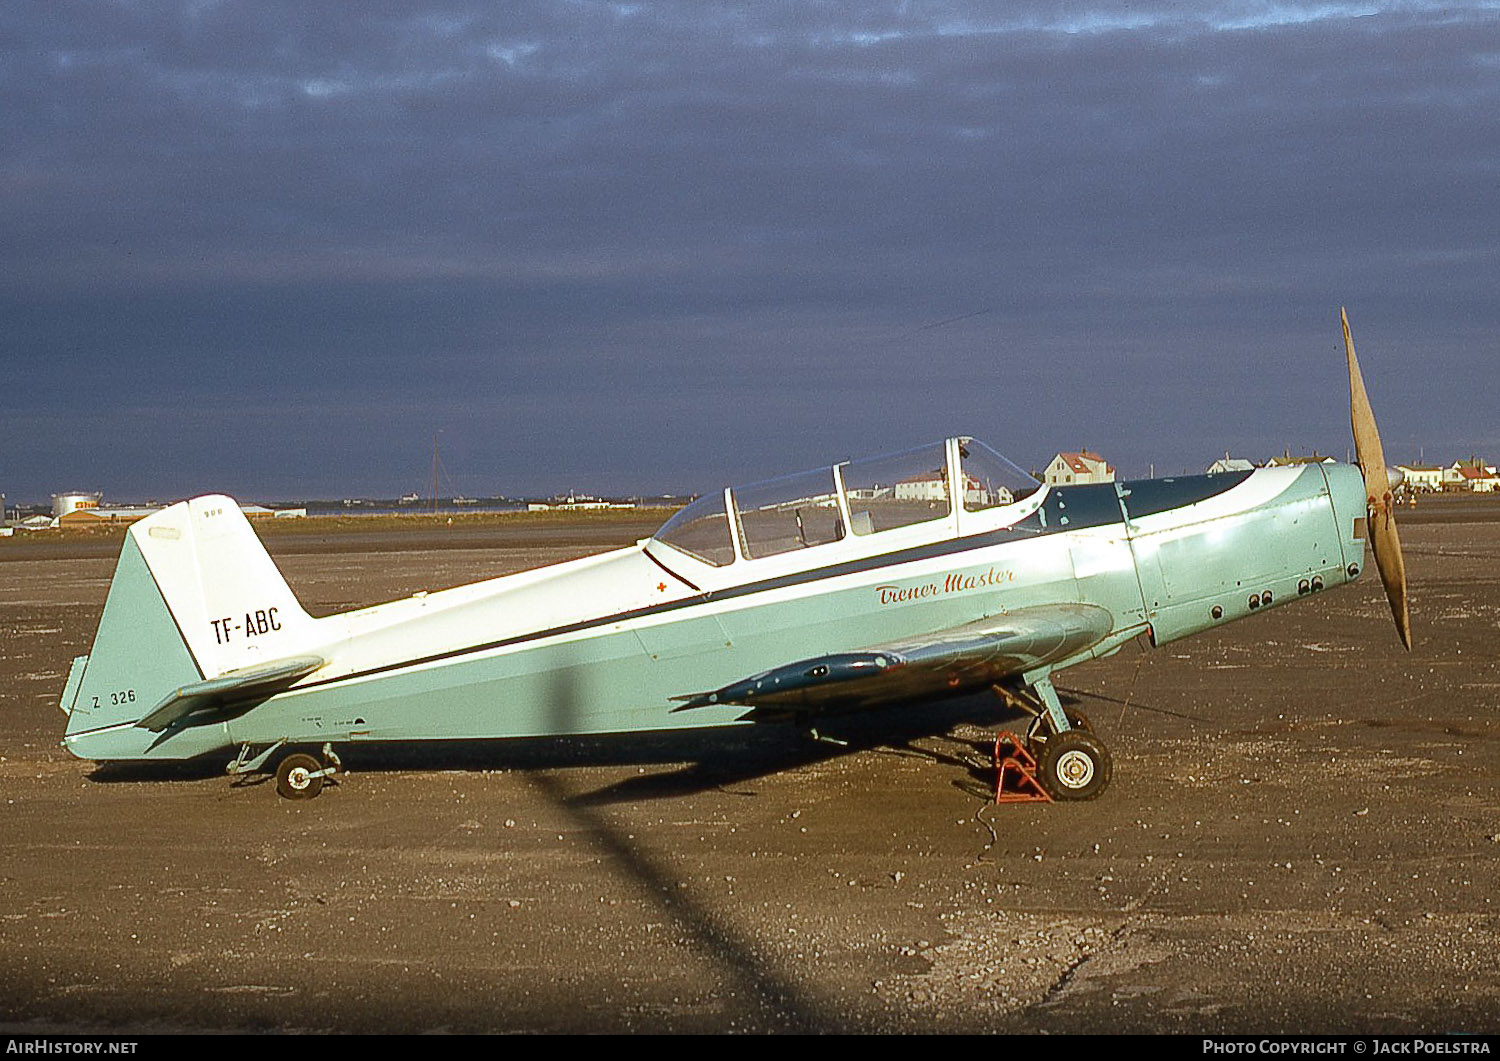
top-left (61, 496), bottom-right (317, 760)
top-left (128, 495), bottom-right (314, 676)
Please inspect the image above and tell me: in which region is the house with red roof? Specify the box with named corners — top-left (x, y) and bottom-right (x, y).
top-left (1444, 460), bottom-right (1499, 492)
top-left (1043, 451), bottom-right (1114, 486)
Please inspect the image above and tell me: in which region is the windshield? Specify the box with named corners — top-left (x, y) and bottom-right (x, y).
top-left (958, 437), bottom-right (1041, 511)
top-left (733, 467), bottom-right (844, 559)
top-left (652, 437), bottom-right (1040, 565)
top-left (652, 490), bottom-right (736, 566)
top-left (840, 442), bottom-right (952, 535)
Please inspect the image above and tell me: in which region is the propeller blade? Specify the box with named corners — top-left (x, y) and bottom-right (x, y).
top-left (1342, 308), bottom-right (1412, 649)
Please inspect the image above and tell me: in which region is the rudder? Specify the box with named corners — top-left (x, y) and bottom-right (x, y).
top-left (61, 496), bottom-right (316, 761)
top-left (129, 495), bottom-right (314, 678)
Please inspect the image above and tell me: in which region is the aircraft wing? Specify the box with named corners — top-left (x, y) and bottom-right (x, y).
top-left (135, 654), bottom-right (326, 732)
top-left (671, 603), bottom-right (1114, 718)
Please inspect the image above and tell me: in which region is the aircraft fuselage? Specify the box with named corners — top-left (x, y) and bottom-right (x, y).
top-left (59, 454), bottom-right (1369, 765)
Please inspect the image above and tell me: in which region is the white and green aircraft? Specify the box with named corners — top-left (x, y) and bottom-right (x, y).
top-left (58, 312), bottom-right (1410, 800)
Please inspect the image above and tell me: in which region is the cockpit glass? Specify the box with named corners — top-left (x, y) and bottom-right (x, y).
top-left (653, 492), bottom-right (735, 566)
top-left (653, 438), bottom-right (1040, 566)
top-left (733, 468), bottom-right (843, 559)
top-left (840, 442), bottom-right (952, 534)
top-left (959, 438), bottom-right (1041, 512)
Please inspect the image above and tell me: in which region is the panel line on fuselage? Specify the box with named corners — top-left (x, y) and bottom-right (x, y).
top-left (275, 473), bottom-right (1255, 699)
top-left (281, 497), bottom-right (1093, 694)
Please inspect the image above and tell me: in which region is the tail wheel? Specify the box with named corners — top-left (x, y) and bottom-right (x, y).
top-left (275, 752), bottom-right (325, 800)
top-left (1036, 730), bottom-right (1112, 801)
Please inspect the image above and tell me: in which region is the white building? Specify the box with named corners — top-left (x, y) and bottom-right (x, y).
top-left (892, 470), bottom-right (1010, 507)
top-left (1395, 464), bottom-right (1444, 492)
top-left (1206, 455), bottom-right (1255, 475)
top-left (1263, 451), bottom-right (1336, 468)
top-left (893, 470), bottom-right (951, 502)
top-left (1043, 451), bottom-right (1114, 486)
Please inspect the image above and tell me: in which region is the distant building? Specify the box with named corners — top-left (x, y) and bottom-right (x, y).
top-left (1444, 459), bottom-right (1499, 492)
top-left (58, 506), bottom-right (159, 526)
top-left (527, 491), bottom-right (635, 512)
top-left (893, 469), bottom-right (950, 502)
top-left (52, 491), bottom-right (102, 518)
top-left (891, 470), bottom-right (1009, 507)
top-left (53, 500), bottom-right (302, 526)
top-left (1395, 464), bottom-right (1444, 492)
top-left (962, 477), bottom-right (1012, 508)
top-left (1043, 451), bottom-right (1114, 486)
top-left (1263, 450), bottom-right (1337, 468)
top-left (527, 500), bottom-right (634, 511)
top-left (1206, 455), bottom-right (1255, 475)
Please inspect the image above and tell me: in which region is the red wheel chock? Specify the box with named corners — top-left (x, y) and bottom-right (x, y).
top-left (993, 731), bottom-right (1053, 804)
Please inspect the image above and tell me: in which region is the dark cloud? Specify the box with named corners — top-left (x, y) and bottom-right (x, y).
top-left (2, 1), bottom-right (1497, 500)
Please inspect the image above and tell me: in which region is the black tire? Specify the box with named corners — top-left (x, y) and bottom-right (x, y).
top-left (275, 752), bottom-right (325, 800)
top-left (1025, 707), bottom-right (1093, 748)
top-left (1064, 708), bottom-right (1093, 733)
top-left (1036, 729), bottom-right (1112, 801)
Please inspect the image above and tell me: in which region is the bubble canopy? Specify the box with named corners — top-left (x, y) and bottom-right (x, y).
top-left (652, 438), bottom-right (1041, 567)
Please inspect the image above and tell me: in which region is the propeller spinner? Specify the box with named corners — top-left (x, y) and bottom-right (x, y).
top-left (1342, 307), bottom-right (1412, 650)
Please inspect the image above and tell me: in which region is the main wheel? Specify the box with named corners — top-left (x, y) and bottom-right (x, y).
top-left (1035, 729), bottom-right (1112, 801)
top-left (275, 752), bottom-right (325, 800)
top-left (1064, 708), bottom-right (1092, 733)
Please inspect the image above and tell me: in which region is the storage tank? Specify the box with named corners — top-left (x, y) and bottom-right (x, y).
top-left (52, 492), bottom-right (103, 518)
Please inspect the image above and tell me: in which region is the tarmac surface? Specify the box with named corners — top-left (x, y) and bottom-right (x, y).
top-left (1, 499), bottom-right (1497, 1034)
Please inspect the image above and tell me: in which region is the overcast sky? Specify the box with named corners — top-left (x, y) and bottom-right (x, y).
top-left (3, 1), bottom-right (1497, 502)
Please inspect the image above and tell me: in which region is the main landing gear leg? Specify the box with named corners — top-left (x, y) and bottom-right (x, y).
top-left (994, 672), bottom-right (1113, 802)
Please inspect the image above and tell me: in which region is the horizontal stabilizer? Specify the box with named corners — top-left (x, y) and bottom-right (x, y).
top-left (673, 603), bottom-right (1114, 716)
top-left (136, 655), bottom-right (325, 733)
